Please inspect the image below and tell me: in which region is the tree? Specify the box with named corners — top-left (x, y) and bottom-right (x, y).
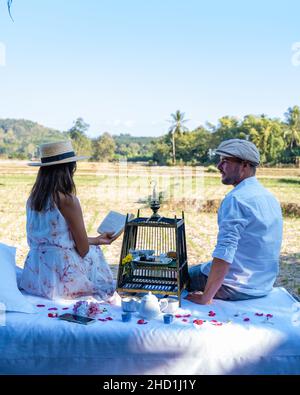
top-left (241, 115), bottom-right (285, 164)
top-left (168, 110), bottom-right (189, 165)
top-left (66, 117), bottom-right (92, 157)
top-left (284, 106), bottom-right (300, 149)
top-left (209, 116), bottom-right (245, 147)
top-left (152, 140), bottom-right (171, 165)
top-left (92, 132), bottom-right (116, 162)
top-left (68, 117), bottom-right (89, 139)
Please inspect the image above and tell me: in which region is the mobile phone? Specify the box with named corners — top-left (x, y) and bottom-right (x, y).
top-left (58, 313), bottom-right (96, 325)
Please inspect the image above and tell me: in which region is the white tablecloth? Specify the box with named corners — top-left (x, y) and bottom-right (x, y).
top-left (1, 287), bottom-right (300, 375)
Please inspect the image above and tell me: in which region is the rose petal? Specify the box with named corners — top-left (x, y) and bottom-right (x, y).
top-left (48, 307), bottom-right (58, 311)
top-left (208, 312), bottom-right (216, 317)
top-left (36, 304), bottom-right (45, 307)
top-left (182, 318), bottom-right (188, 322)
top-left (193, 319), bottom-right (204, 325)
top-left (210, 319), bottom-right (218, 323)
top-left (175, 314), bottom-right (182, 318)
top-left (266, 314), bottom-right (273, 318)
top-left (243, 317), bottom-right (250, 322)
top-left (183, 314), bottom-right (191, 318)
top-left (48, 313), bottom-right (58, 318)
top-left (105, 317), bottom-right (113, 321)
top-left (137, 319), bottom-right (148, 325)
top-left (62, 307), bottom-right (69, 310)
top-left (255, 313), bottom-right (264, 316)
top-left (98, 318), bottom-right (106, 322)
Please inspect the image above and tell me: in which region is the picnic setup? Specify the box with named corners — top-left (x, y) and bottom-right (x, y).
top-left (1, 199), bottom-right (300, 375)
top-left (2, 0), bottom-right (300, 381)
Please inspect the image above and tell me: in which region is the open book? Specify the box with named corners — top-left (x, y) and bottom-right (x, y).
top-left (97, 211), bottom-right (134, 238)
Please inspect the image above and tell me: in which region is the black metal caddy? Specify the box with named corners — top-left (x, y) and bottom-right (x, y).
top-left (116, 202), bottom-right (189, 306)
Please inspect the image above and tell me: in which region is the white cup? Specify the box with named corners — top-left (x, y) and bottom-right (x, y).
top-left (162, 297), bottom-right (179, 314)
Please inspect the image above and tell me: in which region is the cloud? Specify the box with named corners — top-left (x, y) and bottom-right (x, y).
top-left (291, 42), bottom-right (300, 67)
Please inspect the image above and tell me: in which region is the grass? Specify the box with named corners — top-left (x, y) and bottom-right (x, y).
top-left (0, 160), bottom-right (299, 296)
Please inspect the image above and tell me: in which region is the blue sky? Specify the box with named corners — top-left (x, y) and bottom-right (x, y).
top-left (0, 0), bottom-right (300, 137)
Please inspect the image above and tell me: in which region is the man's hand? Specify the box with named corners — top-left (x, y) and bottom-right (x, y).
top-left (184, 291), bottom-right (212, 305)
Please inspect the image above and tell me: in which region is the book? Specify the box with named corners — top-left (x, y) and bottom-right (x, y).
top-left (97, 211), bottom-right (134, 238)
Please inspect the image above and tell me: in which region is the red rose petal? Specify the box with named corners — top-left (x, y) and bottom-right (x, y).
top-left (175, 314), bottom-right (182, 318)
top-left (243, 317), bottom-right (250, 322)
top-left (48, 307), bottom-right (58, 311)
top-left (48, 313), bottom-right (58, 318)
top-left (255, 313), bottom-right (264, 316)
top-left (182, 318), bottom-right (188, 322)
top-left (98, 318), bottom-right (106, 322)
top-left (137, 319), bottom-right (148, 325)
top-left (36, 304), bottom-right (45, 307)
top-left (193, 319), bottom-right (204, 325)
top-left (266, 314), bottom-right (273, 318)
top-left (210, 319), bottom-right (218, 322)
top-left (105, 317), bottom-right (113, 321)
top-left (62, 307), bottom-right (69, 310)
top-left (183, 314), bottom-right (191, 318)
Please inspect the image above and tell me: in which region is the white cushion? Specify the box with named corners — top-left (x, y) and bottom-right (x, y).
top-left (0, 242), bottom-right (35, 313)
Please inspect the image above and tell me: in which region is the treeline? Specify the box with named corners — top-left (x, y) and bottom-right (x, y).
top-left (1, 105), bottom-right (300, 165)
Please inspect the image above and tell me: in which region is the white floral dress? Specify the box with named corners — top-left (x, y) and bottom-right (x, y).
top-left (20, 200), bottom-right (115, 301)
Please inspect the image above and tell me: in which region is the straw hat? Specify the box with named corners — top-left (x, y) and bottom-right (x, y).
top-left (28, 140), bottom-right (88, 167)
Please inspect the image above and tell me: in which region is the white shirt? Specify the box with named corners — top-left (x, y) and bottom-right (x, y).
top-left (200, 177), bottom-right (283, 296)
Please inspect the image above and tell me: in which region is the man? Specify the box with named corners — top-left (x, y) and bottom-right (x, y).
top-left (186, 138), bottom-right (283, 305)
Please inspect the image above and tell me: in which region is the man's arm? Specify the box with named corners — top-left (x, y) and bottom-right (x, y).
top-left (185, 257), bottom-right (230, 305)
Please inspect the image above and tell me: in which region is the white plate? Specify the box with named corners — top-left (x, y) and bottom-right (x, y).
top-left (133, 257), bottom-right (173, 265)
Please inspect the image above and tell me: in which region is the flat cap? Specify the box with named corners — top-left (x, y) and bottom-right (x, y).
top-left (216, 138), bottom-right (260, 166)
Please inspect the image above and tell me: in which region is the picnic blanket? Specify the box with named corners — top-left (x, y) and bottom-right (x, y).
top-left (1, 287), bottom-right (299, 375)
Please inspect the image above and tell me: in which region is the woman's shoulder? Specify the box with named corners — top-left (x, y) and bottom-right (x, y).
top-left (57, 193), bottom-right (80, 209)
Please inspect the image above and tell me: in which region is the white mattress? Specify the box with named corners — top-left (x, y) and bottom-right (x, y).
top-left (1, 287), bottom-right (300, 375)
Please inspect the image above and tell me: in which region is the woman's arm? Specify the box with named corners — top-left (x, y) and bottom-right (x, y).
top-left (58, 194), bottom-right (89, 258)
top-left (88, 232), bottom-right (119, 246)
top-left (58, 194), bottom-right (119, 257)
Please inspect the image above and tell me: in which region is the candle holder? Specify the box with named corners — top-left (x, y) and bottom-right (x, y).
top-left (150, 198), bottom-right (160, 218)
top-left (150, 180), bottom-right (160, 218)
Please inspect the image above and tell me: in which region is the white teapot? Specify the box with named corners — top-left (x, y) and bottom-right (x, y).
top-left (137, 292), bottom-right (168, 320)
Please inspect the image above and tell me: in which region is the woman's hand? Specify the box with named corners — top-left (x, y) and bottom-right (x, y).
top-left (88, 232), bottom-right (118, 246)
top-left (98, 232), bottom-right (118, 245)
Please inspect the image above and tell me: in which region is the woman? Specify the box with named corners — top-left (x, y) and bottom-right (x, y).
top-left (20, 140), bottom-right (117, 301)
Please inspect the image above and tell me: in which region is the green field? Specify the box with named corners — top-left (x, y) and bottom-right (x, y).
top-left (0, 160), bottom-right (299, 296)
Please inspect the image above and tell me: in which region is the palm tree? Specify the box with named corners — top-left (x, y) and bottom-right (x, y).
top-left (284, 106), bottom-right (300, 149)
top-left (168, 110), bottom-right (188, 165)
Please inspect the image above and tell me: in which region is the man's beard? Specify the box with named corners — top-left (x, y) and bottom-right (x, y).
top-left (220, 172), bottom-right (239, 185)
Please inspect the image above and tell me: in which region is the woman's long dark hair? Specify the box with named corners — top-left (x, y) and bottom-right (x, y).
top-left (29, 162), bottom-right (77, 211)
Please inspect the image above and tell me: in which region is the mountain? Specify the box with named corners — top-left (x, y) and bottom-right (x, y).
top-left (0, 119), bottom-right (66, 159)
top-left (0, 119), bottom-right (159, 161)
